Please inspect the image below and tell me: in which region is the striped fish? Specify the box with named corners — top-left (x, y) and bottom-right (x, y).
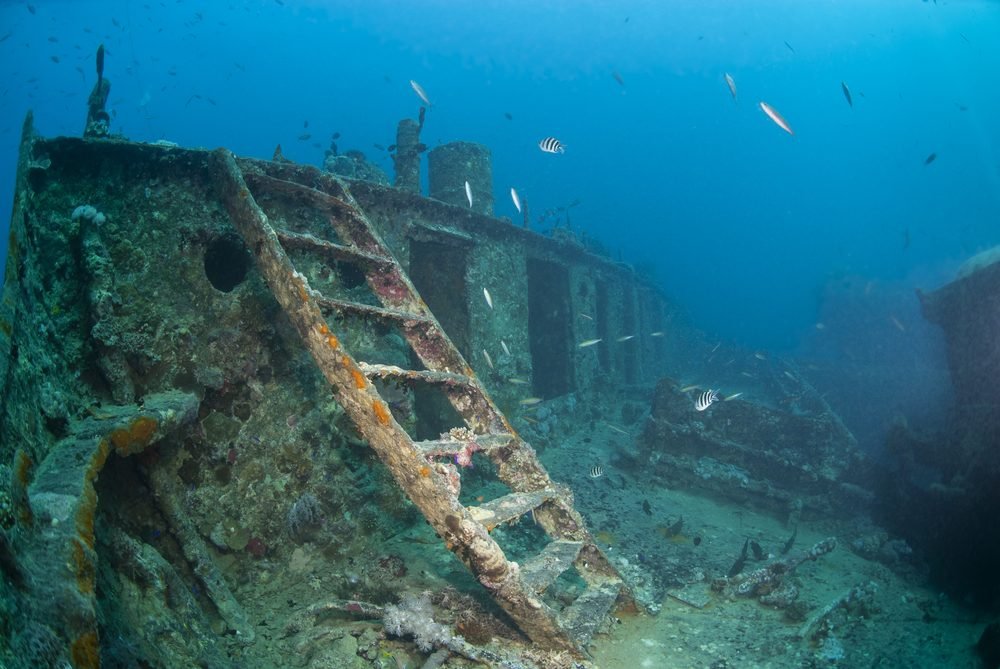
top-left (694, 389), bottom-right (720, 412)
top-left (589, 465), bottom-right (605, 478)
top-left (538, 137), bottom-right (565, 154)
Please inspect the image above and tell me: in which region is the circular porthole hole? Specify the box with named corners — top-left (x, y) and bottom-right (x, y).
top-left (204, 235), bottom-right (250, 293)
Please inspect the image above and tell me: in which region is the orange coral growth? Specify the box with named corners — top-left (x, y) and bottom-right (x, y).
top-left (373, 400), bottom-right (391, 425)
top-left (77, 441), bottom-right (110, 549)
top-left (295, 280), bottom-right (309, 303)
top-left (70, 631), bottom-right (100, 669)
top-left (14, 449), bottom-right (33, 486)
top-left (318, 323), bottom-right (330, 335)
top-left (109, 416), bottom-right (159, 456)
top-left (71, 538), bottom-right (95, 594)
top-left (419, 465), bottom-right (431, 478)
top-left (13, 449), bottom-right (34, 525)
top-left (350, 368), bottom-right (366, 389)
top-left (327, 335), bottom-right (339, 349)
top-left (76, 485), bottom-right (99, 550)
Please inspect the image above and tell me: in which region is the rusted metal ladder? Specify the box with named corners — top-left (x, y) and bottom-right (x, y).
top-left (210, 149), bottom-right (627, 653)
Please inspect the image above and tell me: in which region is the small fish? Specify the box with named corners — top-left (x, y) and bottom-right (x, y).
top-left (694, 389), bottom-right (719, 411)
top-left (890, 315), bottom-right (906, 332)
top-left (724, 73), bottom-right (737, 100)
top-left (781, 527), bottom-right (798, 555)
top-left (538, 137), bottom-right (565, 154)
top-left (724, 392), bottom-right (743, 402)
top-left (750, 540), bottom-right (765, 561)
top-left (578, 338), bottom-right (602, 348)
top-left (617, 335), bottom-right (635, 342)
top-left (500, 340), bottom-right (511, 356)
top-left (589, 465), bottom-right (605, 478)
top-left (815, 322), bottom-right (826, 330)
top-left (606, 423), bottom-right (629, 436)
top-left (783, 371), bottom-right (796, 380)
top-left (664, 516), bottom-right (684, 537)
top-left (650, 331), bottom-right (665, 337)
top-left (841, 81), bottom-right (853, 107)
top-left (754, 351), bottom-right (767, 360)
top-left (578, 313), bottom-right (594, 321)
top-left (519, 397), bottom-right (543, 406)
top-left (508, 377), bottom-right (529, 385)
top-left (784, 40), bottom-right (795, 53)
top-left (679, 384), bottom-right (700, 393)
top-left (521, 415), bottom-right (539, 424)
top-left (409, 79), bottom-right (431, 107)
top-left (464, 180), bottom-right (473, 207)
top-left (924, 152), bottom-right (937, 166)
top-left (482, 349), bottom-right (494, 370)
top-left (504, 112), bottom-right (513, 121)
top-left (612, 70), bottom-right (625, 87)
top-left (759, 101), bottom-right (794, 135)
top-left (642, 499), bottom-right (652, 515)
top-left (483, 287), bottom-right (493, 310)
top-left (510, 187), bottom-right (522, 213)
top-left (297, 133), bottom-right (311, 141)
top-left (727, 538), bottom-right (750, 577)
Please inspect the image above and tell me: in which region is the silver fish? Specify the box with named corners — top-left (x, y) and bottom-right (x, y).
top-left (538, 137), bottom-right (565, 154)
top-left (589, 465), bottom-right (605, 478)
top-left (465, 180), bottom-right (473, 207)
top-left (724, 392), bottom-right (743, 401)
top-left (508, 377), bottom-right (529, 385)
top-left (578, 338), bottom-right (602, 348)
top-left (605, 423), bottom-right (629, 436)
top-left (519, 397), bottom-right (543, 406)
top-left (650, 331), bottom-right (665, 337)
top-left (510, 187), bottom-right (522, 213)
top-left (483, 287), bottom-right (493, 309)
top-left (500, 340), bottom-right (511, 356)
top-left (725, 72), bottom-right (737, 100)
top-left (579, 313), bottom-right (594, 321)
top-left (409, 79), bottom-right (431, 107)
top-left (694, 389), bottom-right (720, 411)
top-left (482, 349), bottom-right (494, 370)
top-left (759, 101), bottom-right (794, 135)
top-left (617, 335), bottom-right (635, 342)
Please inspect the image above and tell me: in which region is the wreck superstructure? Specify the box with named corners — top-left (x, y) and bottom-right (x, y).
top-left (0, 115), bottom-right (670, 668)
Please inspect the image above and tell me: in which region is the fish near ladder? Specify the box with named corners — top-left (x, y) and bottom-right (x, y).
top-left (208, 149), bottom-right (630, 654)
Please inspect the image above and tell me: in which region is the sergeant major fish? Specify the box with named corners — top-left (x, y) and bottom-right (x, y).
top-left (539, 137), bottom-right (565, 154)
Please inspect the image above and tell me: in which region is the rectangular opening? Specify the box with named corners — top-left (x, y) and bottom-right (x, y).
top-left (409, 239), bottom-right (471, 438)
top-left (527, 258), bottom-right (574, 398)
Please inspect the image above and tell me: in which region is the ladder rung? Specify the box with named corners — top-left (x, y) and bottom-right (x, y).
top-left (519, 540), bottom-right (584, 594)
top-left (556, 582), bottom-right (622, 646)
top-left (468, 490), bottom-right (557, 529)
top-left (414, 433), bottom-right (515, 458)
top-left (315, 297), bottom-right (431, 326)
top-left (358, 363), bottom-right (474, 387)
top-left (276, 229), bottom-right (393, 269)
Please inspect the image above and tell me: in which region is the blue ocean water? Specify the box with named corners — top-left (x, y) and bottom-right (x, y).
top-left (0, 0), bottom-right (997, 354)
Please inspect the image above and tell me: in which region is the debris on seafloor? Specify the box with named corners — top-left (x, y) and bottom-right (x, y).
top-left (713, 537), bottom-right (838, 609)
